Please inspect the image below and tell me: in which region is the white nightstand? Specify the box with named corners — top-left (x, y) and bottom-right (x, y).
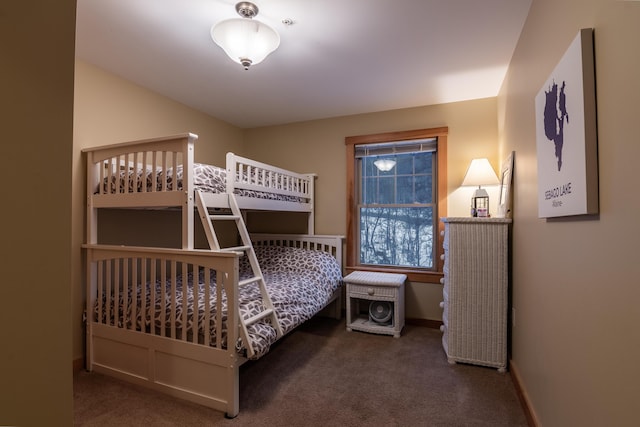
top-left (344, 271), bottom-right (406, 338)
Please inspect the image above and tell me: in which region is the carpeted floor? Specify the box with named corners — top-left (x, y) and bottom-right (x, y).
top-left (74, 317), bottom-right (528, 426)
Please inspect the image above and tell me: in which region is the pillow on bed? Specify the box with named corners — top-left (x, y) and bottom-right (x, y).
top-left (163, 163), bottom-right (227, 192)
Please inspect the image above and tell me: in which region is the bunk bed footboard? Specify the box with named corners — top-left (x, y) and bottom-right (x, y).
top-left (84, 245), bottom-right (244, 418)
top-left (226, 153), bottom-right (316, 233)
top-left (251, 233), bottom-right (344, 319)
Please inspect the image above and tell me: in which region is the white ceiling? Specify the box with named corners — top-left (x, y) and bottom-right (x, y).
top-left (75, 0), bottom-right (532, 129)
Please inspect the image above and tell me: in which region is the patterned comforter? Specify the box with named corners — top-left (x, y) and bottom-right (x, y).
top-left (97, 245), bottom-right (343, 359)
top-left (102, 163), bottom-right (306, 203)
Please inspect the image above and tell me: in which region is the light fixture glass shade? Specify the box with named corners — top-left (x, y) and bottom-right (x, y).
top-left (461, 158), bottom-right (500, 187)
top-left (374, 159), bottom-right (396, 172)
top-left (211, 18), bottom-right (280, 70)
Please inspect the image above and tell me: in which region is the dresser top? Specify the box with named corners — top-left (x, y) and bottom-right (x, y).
top-left (441, 217), bottom-right (512, 224)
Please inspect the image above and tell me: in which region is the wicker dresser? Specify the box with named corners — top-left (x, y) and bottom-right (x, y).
top-left (440, 217), bottom-right (511, 372)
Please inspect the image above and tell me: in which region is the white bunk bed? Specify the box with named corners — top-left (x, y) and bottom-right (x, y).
top-left (82, 134), bottom-right (343, 418)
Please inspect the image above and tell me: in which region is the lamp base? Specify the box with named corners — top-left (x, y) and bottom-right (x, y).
top-left (471, 188), bottom-right (489, 217)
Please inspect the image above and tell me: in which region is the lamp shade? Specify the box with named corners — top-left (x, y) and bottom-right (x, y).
top-left (211, 18), bottom-right (280, 70)
top-left (461, 158), bottom-right (500, 187)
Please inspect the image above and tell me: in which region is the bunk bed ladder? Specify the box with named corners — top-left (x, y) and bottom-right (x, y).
top-left (195, 191), bottom-right (283, 358)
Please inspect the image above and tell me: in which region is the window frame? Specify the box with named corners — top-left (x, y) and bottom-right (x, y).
top-left (345, 127), bottom-right (448, 283)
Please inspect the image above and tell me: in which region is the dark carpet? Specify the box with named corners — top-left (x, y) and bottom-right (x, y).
top-left (74, 317), bottom-right (528, 426)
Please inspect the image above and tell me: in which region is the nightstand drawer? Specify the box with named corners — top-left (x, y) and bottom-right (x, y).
top-left (349, 284), bottom-right (397, 299)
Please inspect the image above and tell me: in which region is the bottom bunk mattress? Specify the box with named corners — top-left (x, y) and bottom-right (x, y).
top-left (94, 245), bottom-right (343, 359)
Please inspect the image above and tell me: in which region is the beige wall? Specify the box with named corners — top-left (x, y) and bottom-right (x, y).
top-left (72, 60), bottom-right (244, 361)
top-left (11, 1), bottom-right (639, 424)
top-left (244, 97), bottom-right (500, 321)
top-left (0, 2), bottom-right (75, 425)
top-left (499, 0), bottom-right (640, 425)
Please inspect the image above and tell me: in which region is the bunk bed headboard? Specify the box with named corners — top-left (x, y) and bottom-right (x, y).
top-left (84, 133), bottom-right (197, 196)
top-left (250, 234), bottom-right (344, 271)
top-left (83, 133), bottom-right (197, 248)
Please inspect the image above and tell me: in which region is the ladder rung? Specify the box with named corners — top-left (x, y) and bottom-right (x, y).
top-left (239, 276), bottom-right (262, 287)
top-left (209, 214), bottom-right (241, 220)
top-left (244, 308), bottom-right (275, 326)
top-left (221, 245), bottom-right (250, 252)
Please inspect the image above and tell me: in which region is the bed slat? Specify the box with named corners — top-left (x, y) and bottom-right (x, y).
top-left (140, 259), bottom-right (146, 332)
top-left (204, 267), bottom-right (211, 347)
top-left (160, 260), bottom-right (167, 337)
top-left (151, 259), bottom-right (157, 336)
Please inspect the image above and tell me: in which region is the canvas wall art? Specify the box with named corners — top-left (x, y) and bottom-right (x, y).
top-left (535, 28), bottom-right (599, 218)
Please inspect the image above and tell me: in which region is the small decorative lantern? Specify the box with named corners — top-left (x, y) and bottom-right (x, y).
top-left (471, 188), bottom-right (490, 217)
top-left (461, 158), bottom-right (500, 218)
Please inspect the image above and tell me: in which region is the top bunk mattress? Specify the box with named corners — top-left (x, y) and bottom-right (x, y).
top-left (101, 163), bottom-right (307, 203)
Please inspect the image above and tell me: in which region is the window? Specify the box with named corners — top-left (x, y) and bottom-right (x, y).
top-left (357, 141), bottom-right (436, 268)
top-left (346, 128), bottom-right (447, 282)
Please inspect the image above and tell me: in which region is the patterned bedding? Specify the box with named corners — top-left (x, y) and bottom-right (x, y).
top-left (102, 163), bottom-right (306, 203)
top-left (96, 245), bottom-right (343, 359)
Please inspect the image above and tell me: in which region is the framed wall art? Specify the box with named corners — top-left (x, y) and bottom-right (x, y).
top-left (535, 28), bottom-right (599, 218)
top-left (497, 151), bottom-right (514, 219)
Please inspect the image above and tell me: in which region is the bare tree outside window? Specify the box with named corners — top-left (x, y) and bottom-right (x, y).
top-left (358, 151), bottom-right (435, 269)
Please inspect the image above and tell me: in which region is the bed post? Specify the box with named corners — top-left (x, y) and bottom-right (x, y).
top-left (222, 253), bottom-right (241, 418)
top-left (84, 247), bottom-right (97, 371)
top-left (84, 151), bottom-right (98, 372)
top-left (225, 364), bottom-right (240, 418)
top-left (225, 152), bottom-right (237, 194)
top-left (307, 174), bottom-right (316, 235)
top-left (85, 151), bottom-right (99, 245)
top-left (182, 134), bottom-right (196, 249)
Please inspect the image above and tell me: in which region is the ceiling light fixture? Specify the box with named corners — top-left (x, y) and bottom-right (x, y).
top-left (374, 159), bottom-right (397, 172)
top-left (211, 1), bottom-right (280, 70)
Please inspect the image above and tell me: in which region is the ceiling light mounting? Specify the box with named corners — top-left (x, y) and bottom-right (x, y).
top-left (211, 1), bottom-right (280, 71)
top-left (236, 2), bottom-right (258, 19)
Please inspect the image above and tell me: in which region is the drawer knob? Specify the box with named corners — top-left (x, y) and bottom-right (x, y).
top-left (367, 288), bottom-right (374, 295)
top-left (439, 278), bottom-right (445, 285)
top-left (440, 254), bottom-right (445, 261)
top-left (439, 301), bottom-right (445, 308)
top-left (440, 325), bottom-right (445, 332)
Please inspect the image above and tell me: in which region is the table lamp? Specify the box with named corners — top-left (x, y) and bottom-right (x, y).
top-left (462, 158), bottom-right (500, 217)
